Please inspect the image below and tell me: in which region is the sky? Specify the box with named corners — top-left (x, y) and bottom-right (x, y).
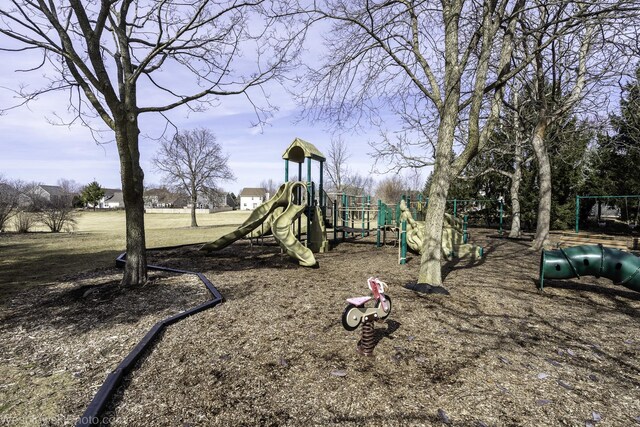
top-left (0, 10), bottom-right (411, 197)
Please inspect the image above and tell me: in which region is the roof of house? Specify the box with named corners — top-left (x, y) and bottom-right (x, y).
top-left (239, 187), bottom-right (267, 197)
top-left (103, 188), bottom-right (122, 197)
top-left (282, 137), bottom-right (326, 163)
top-left (39, 185), bottom-right (67, 196)
top-left (106, 191), bottom-right (124, 205)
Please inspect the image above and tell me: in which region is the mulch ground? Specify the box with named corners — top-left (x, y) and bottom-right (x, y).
top-left (2, 230), bottom-right (639, 426)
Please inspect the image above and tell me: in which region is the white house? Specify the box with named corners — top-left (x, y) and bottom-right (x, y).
top-left (239, 188), bottom-right (268, 210)
top-left (98, 189), bottom-right (125, 209)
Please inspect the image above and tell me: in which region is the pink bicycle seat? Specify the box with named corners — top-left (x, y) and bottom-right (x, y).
top-left (346, 296), bottom-right (371, 306)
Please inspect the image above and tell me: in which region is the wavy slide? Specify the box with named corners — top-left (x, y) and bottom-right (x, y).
top-left (200, 181), bottom-right (316, 267)
top-left (539, 244), bottom-right (640, 292)
top-left (399, 200), bottom-right (483, 259)
top-left (272, 198), bottom-right (316, 267)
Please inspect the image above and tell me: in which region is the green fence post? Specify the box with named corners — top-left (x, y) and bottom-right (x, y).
top-left (361, 196), bottom-right (365, 237)
top-left (453, 199), bottom-right (457, 217)
top-left (333, 200), bottom-right (338, 243)
top-left (376, 199), bottom-right (382, 247)
top-left (400, 220), bottom-right (407, 265)
top-left (342, 193), bottom-right (346, 240)
top-left (319, 160), bottom-right (324, 219)
top-left (575, 195), bottom-right (580, 234)
top-left (367, 195), bottom-right (371, 235)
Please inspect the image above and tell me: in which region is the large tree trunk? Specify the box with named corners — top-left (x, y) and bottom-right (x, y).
top-left (508, 138), bottom-right (523, 238)
top-left (115, 115), bottom-right (148, 286)
top-left (416, 2), bottom-right (461, 286)
top-left (191, 189), bottom-right (198, 227)
top-left (417, 111), bottom-right (456, 285)
top-left (531, 118), bottom-right (552, 250)
top-left (417, 166), bottom-right (451, 285)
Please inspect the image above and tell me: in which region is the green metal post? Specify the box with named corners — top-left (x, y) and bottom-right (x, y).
top-left (575, 195), bottom-right (580, 234)
top-left (376, 199), bottom-right (382, 247)
top-left (453, 199), bottom-right (457, 217)
top-left (360, 196), bottom-right (364, 237)
top-left (333, 200), bottom-right (338, 243)
top-left (367, 195), bottom-right (371, 235)
top-left (400, 220), bottom-right (407, 265)
top-left (284, 159), bottom-right (289, 182)
top-left (306, 158), bottom-right (312, 245)
top-left (319, 160), bottom-right (324, 219)
top-left (297, 162), bottom-right (302, 242)
top-left (342, 193), bottom-right (347, 240)
top-left (350, 196), bottom-right (355, 236)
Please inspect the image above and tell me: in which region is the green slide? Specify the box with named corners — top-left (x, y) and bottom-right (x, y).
top-left (200, 181), bottom-right (317, 267)
top-left (271, 197), bottom-right (316, 267)
top-left (539, 244), bottom-right (640, 292)
top-left (200, 182), bottom-right (292, 251)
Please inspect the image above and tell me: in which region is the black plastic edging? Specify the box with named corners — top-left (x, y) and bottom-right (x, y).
top-left (77, 248), bottom-right (224, 427)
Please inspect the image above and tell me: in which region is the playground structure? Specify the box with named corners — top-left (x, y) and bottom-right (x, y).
top-left (376, 197), bottom-right (485, 264)
top-left (398, 200), bottom-right (483, 262)
top-left (327, 192), bottom-right (375, 241)
top-left (201, 138), bottom-right (330, 266)
top-left (342, 277), bottom-right (392, 357)
top-left (539, 244), bottom-right (640, 292)
top-left (200, 136), bottom-right (496, 266)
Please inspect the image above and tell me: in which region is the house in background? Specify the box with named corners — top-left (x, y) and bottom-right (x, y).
top-left (239, 188), bottom-right (268, 210)
top-left (144, 187), bottom-right (178, 208)
top-left (34, 185), bottom-right (68, 203)
top-left (198, 187), bottom-right (237, 211)
top-left (99, 189), bottom-right (124, 209)
top-left (143, 187), bottom-right (236, 213)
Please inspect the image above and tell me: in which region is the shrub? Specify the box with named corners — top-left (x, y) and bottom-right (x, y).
top-left (14, 211), bottom-right (37, 233)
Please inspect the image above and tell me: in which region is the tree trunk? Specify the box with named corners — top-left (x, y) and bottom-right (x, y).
top-left (191, 190), bottom-right (198, 227)
top-left (531, 118), bottom-right (551, 250)
top-left (115, 115), bottom-right (148, 286)
top-left (417, 166), bottom-right (451, 285)
top-left (417, 112), bottom-right (456, 285)
top-left (508, 138), bottom-right (523, 238)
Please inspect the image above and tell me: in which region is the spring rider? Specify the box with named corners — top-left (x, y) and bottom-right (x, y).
top-left (341, 277), bottom-right (392, 356)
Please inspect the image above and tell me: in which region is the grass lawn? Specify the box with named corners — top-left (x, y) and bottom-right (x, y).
top-left (0, 210), bottom-right (250, 291)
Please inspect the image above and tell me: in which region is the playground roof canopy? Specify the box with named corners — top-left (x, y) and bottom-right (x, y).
top-left (282, 137), bottom-right (326, 163)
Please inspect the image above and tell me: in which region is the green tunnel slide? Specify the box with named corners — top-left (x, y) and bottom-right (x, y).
top-left (539, 244), bottom-right (640, 292)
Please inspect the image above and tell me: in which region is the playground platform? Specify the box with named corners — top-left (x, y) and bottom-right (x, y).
top-left (550, 230), bottom-right (640, 251)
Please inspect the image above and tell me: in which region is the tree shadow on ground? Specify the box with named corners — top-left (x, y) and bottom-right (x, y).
top-left (0, 269), bottom-right (210, 335)
top-left (542, 279), bottom-right (640, 302)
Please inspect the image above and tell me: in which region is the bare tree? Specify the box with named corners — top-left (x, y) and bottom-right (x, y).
top-left (325, 137), bottom-right (351, 192)
top-left (302, 0), bottom-right (636, 285)
top-left (0, 1), bottom-right (302, 285)
top-left (260, 178), bottom-right (281, 197)
top-left (38, 194), bottom-right (77, 232)
top-left (57, 178), bottom-right (82, 194)
top-left (518, 5), bottom-right (637, 250)
top-left (459, 86), bottom-right (531, 238)
top-left (375, 176), bottom-right (406, 204)
top-left (0, 175), bottom-right (21, 231)
top-left (303, 0), bottom-right (527, 286)
top-left (154, 128), bottom-right (234, 227)
top-left (344, 172), bottom-right (375, 197)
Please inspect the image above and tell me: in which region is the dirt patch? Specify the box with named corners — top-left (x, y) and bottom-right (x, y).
top-left (2, 231), bottom-right (640, 426)
top-left (0, 268), bottom-right (208, 426)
